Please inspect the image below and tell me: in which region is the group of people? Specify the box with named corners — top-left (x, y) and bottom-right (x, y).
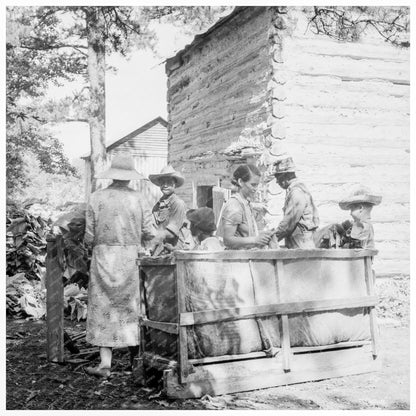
top-left (83, 152), bottom-right (381, 378)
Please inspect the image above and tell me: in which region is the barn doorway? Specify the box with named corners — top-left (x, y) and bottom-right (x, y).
top-left (197, 185), bottom-right (213, 208)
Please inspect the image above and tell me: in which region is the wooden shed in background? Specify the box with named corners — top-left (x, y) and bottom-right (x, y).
top-left (82, 117), bottom-right (168, 207)
top-left (165, 6), bottom-right (409, 277)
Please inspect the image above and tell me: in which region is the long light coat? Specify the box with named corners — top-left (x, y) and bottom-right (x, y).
top-left (84, 182), bottom-right (154, 347)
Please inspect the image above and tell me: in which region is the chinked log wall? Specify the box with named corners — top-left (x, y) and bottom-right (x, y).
top-left (278, 11), bottom-right (410, 276)
top-left (166, 6), bottom-right (409, 276)
top-left (166, 7), bottom-right (274, 207)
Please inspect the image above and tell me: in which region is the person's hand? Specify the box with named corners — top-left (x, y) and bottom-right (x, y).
top-left (251, 202), bottom-right (268, 213)
top-left (148, 230), bottom-right (165, 252)
top-left (254, 230), bottom-right (273, 247)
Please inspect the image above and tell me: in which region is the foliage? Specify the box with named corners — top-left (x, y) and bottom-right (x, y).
top-left (64, 283), bottom-right (88, 321)
top-left (11, 152), bottom-right (84, 210)
top-left (6, 121), bottom-right (79, 196)
top-left (6, 7), bottom-right (85, 195)
top-left (53, 204), bottom-right (90, 288)
top-left (6, 200), bottom-right (91, 320)
top-left (6, 205), bottom-right (50, 281)
top-left (6, 273), bottom-right (46, 319)
top-left (305, 6), bottom-right (410, 47)
top-left (6, 5), bottom-right (231, 193)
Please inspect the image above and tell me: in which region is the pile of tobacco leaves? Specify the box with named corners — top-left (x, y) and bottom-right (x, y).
top-left (6, 201), bottom-right (91, 320)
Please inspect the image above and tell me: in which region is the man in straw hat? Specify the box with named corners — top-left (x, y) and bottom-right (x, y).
top-left (273, 156), bottom-right (319, 249)
top-left (84, 153), bottom-right (155, 378)
top-left (149, 165), bottom-right (188, 252)
top-left (337, 184), bottom-right (382, 249)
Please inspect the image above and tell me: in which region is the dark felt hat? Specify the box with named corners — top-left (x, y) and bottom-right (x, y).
top-left (186, 207), bottom-right (216, 233)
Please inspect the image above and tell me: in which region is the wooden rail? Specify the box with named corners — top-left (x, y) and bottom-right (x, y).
top-left (178, 296), bottom-right (378, 326)
top-left (46, 235), bottom-right (64, 363)
top-left (174, 248), bottom-right (378, 261)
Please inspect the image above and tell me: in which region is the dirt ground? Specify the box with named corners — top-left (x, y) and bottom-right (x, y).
top-left (6, 315), bottom-right (410, 411)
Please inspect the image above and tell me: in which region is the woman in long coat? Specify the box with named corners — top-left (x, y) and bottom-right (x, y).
top-left (84, 154), bottom-right (154, 378)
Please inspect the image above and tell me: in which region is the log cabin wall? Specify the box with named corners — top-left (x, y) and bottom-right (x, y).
top-left (278, 11), bottom-right (410, 276)
top-left (166, 7), bottom-right (409, 276)
top-left (166, 7), bottom-right (274, 208)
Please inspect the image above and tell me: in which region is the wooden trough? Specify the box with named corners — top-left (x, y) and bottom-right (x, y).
top-left (139, 249), bottom-right (381, 399)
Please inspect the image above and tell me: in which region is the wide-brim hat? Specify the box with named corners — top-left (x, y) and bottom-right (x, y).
top-left (339, 185), bottom-right (382, 210)
top-left (186, 208), bottom-right (216, 233)
top-left (95, 153), bottom-right (146, 180)
top-left (274, 157), bottom-right (296, 175)
top-left (149, 165), bottom-right (184, 187)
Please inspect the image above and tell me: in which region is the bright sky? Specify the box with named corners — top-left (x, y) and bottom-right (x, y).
top-left (48, 22), bottom-right (197, 160)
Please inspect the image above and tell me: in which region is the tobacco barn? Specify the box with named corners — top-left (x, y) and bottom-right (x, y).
top-left (82, 116), bottom-right (168, 206)
top-left (165, 6), bottom-right (410, 276)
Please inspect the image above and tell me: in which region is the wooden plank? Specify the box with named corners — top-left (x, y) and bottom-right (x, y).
top-left (179, 296), bottom-right (378, 326)
top-left (174, 248), bottom-right (378, 261)
top-left (140, 257), bottom-right (176, 266)
top-left (275, 260), bottom-right (291, 372)
top-left (176, 260), bottom-right (190, 383)
top-left (138, 267), bottom-right (146, 357)
top-left (46, 235), bottom-right (64, 363)
top-left (291, 340), bottom-right (371, 354)
top-left (188, 340), bottom-right (372, 365)
top-left (248, 260), bottom-right (276, 355)
top-left (142, 351), bottom-right (177, 371)
top-left (365, 257), bottom-right (379, 359)
top-left (189, 351), bottom-right (269, 365)
top-left (140, 318), bottom-right (179, 335)
top-left (164, 344), bottom-right (381, 399)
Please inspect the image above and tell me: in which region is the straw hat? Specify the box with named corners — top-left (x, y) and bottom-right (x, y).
top-left (274, 157), bottom-right (296, 175)
top-left (149, 165), bottom-right (184, 187)
top-left (186, 208), bottom-right (216, 233)
top-left (94, 154), bottom-right (146, 180)
top-left (339, 184), bottom-right (382, 210)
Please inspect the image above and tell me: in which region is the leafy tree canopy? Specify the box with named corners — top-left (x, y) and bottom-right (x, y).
top-left (305, 6), bottom-right (409, 47)
top-left (6, 6), bottom-right (229, 196)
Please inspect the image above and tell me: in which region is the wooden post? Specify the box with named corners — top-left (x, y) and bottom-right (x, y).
top-left (135, 261), bottom-right (146, 385)
top-left (176, 259), bottom-right (190, 383)
top-left (46, 235), bottom-right (64, 363)
top-left (364, 256), bottom-right (379, 359)
top-left (275, 260), bottom-right (291, 372)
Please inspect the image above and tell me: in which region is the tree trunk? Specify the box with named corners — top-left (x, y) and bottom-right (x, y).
top-left (86, 7), bottom-right (107, 194)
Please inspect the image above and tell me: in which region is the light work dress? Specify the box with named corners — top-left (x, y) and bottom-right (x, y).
top-left (84, 182), bottom-right (154, 347)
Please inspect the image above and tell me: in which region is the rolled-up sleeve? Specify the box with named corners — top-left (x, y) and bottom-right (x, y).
top-left (275, 188), bottom-right (307, 240)
top-left (84, 203), bottom-right (95, 246)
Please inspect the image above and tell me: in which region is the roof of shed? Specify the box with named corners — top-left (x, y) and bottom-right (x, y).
top-left (165, 6), bottom-right (248, 73)
top-left (81, 116), bottom-right (168, 160)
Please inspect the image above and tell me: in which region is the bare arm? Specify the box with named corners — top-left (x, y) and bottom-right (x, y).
top-left (223, 223), bottom-right (271, 249)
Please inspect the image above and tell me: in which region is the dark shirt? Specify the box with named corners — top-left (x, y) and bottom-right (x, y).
top-left (152, 193), bottom-right (187, 237)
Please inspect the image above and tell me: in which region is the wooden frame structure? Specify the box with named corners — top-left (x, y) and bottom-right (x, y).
top-left (46, 235), bottom-right (64, 363)
top-left (139, 249), bottom-right (381, 399)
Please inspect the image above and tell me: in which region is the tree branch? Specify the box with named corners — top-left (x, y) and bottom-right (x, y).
top-left (111, 7), bottom-right (142, 38)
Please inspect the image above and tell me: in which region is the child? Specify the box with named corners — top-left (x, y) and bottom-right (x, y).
top-left (315, 185), bottom-right (381, 249)
top-left (186, 207), bottom-right (224, 251)
top-left (338, 185), bottom-right (382, 249)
